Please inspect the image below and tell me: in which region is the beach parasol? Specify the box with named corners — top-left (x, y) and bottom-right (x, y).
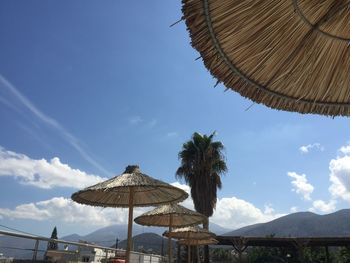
top-left (134, 204), bottom-right (206, 263)
top-left (71, 165), bottom-right (188, 263)
top-left (178, 237), bottom-right (218, 246)
top-left (182, 0), bottom-right (350, 116)
top-left (164, 225), bottom-right (215, 240)
top-left (164, 226), bottom-right (216, 263)
top-left (178, 238), bottom-right (219, 263)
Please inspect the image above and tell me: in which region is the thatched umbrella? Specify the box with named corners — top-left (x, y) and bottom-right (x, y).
top-left (164, 226), bottom-right (216, 263)
top-left (182, 0), bottom-right (350, 116)
top-left (134, 204), bottom-right (206, 263)
top-left (178, 238), bottom-right (219, 263)
top-left (164, 226), bottom-right (215, 240)
top-left (71, 165), bottom-right (188, 263)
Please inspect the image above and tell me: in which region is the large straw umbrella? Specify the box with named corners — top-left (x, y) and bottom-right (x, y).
top-left (182, 0), bottom-right (350, 116)
top-left (71, 165), bottom-right (188, 263)
top-left (164, 226), bottom-right (216, 263)
top-left (134, 204), bottom-right (206, 263)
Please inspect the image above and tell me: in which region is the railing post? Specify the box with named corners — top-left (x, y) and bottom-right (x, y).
top-left (32, 239), bottom-right (39, 261)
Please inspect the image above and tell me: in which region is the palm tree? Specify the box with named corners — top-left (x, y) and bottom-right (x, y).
top-left (176, 132), bottom-right (227, 263)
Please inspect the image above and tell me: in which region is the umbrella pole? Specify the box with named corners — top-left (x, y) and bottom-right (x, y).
top-left (126, 188), bottom-right (134, 263)
top-left (188, 245), bottom-right (191, 263)
top-left (168, 214), bottom-right (173, 263)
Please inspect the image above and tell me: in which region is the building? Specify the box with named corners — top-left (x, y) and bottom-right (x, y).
top-left (0, 253), bottom-right (13, 263)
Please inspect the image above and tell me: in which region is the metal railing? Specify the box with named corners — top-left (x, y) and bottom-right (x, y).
top-left (0, 230), bottom-right (164, 263)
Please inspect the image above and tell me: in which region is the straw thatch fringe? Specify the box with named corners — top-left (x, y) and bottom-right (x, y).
top-left (164, 226), bottom-right (215, 240)
top-left (178, 238), bottom-right (218, 246)
top-left (170, 17), bottom-right (184, 27)
top-left (134, 204), bottom-right (206, 227)
top-left (182, 0), bottom-right (350, 116)
top-left (71, 165), bottom-right (188, 208)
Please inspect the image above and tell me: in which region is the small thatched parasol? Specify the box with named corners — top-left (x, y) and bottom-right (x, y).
top-left (164, 227), bottom-right (216, 263)
top-left (71, 165), bottom-right (188, 263)
top-left (182, 0), bottom-right (350, 116)
top-left (178, 237), bottom-right (218, 246)
top-left (134, 204), bottom-right (206, 263)
top-left (178, 238), bottom-right (219, 263)
top-left (163, 226), bottom-right (215, 240)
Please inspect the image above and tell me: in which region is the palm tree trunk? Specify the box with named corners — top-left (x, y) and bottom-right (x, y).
top-left (203, 217), bottom-right (209, 263)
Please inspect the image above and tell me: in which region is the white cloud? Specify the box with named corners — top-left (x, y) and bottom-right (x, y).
top-left (290, 206), bottom-right (298, 213)
top-left (172, 182), bottom-right (283, 229)
top-left (170, 182), bottom-right (194, 210)
top-left (339, 145), bottom-right (350, 155)
top-left (287, 172), bottom-right (314, 200)
top-left (263, 204), bottom-right (275, 215)
top-left (299, 143), bottom-right (324, 154)
top-left (1, 182), bottom-right (284, 230)
top-left (211, 197), bottom-right (284, 229)
top-left (0, 74), bottom-right (110, 176)
top-left (329, 155), bottom-right (350, 202)
top-left (311, 200), bottom-right (336, 213)
top-left (0, 147), bottom-right (106, 189)
top-left (0, 197), bottom-right (149, 226)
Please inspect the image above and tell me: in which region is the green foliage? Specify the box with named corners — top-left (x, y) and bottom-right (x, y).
top-left (246, 246), bottom-right (295, 263)
top-left (176, 132), bottom-right (227, 218)
top-left (303, 247), bottom-right (329, 263)
top-left (245, 245), bottom-right (350, 263)
top-left (47, 226), bottom-right (58, 250)
top-left (211, 248), bottom-right (234, 262)
top-left (332, 247), bottom-right (350, 263)
top-left (176, 132), bottom-right (227, 263)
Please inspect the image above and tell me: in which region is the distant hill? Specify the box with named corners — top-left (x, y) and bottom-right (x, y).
top-left (117, 233), bottom-right (176, 254)
top-left (61, 222), bottom-right (229, 247)
top-left (7, 209), bottom-right (350, 259)
top-left (224, 209), bottom-right (350, 237)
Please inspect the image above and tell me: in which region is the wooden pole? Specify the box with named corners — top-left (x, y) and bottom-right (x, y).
top-left (177, 243), bottom-right (181, 263)
top-left (168, 214), bottom-right (173, 263)
top-left (126, 188), bottom-right (134, 263)
top-left (325, 246), bottom-right (330, 263)
top-left (188, 245), bottom-right (191, 263)
top-left (196, 245), bottom-right (200, 263)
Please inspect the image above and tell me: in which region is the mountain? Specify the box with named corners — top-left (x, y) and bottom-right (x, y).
top-left (224, 209), bottom-right (350, 237)
top-left (117, 233), bottom-right (176, 254)
top-left (61, 222), bottom-right (229, 248)
top-left (63, 224), bottom-right (169, 247)
top-left (209, 222), bottom-right (230, 235)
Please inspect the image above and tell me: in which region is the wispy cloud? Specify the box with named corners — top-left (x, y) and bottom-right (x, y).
top-left (299, 143), bottom-right (324, 154)
top-left (0, 74), bottom-right (110, 176)
top-left (147, 119), bottom-right (157, 128)
top-left (166, 132), bottom-right (178, 138)
top-left (128, 116), bottom-right (143, 125)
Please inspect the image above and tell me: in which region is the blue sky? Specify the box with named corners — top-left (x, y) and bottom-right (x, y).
top-left (1, 1), bottom-right (350, 237)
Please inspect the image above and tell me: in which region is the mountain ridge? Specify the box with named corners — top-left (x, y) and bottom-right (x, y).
top-left (223, 209), bottom-right (350, 237)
